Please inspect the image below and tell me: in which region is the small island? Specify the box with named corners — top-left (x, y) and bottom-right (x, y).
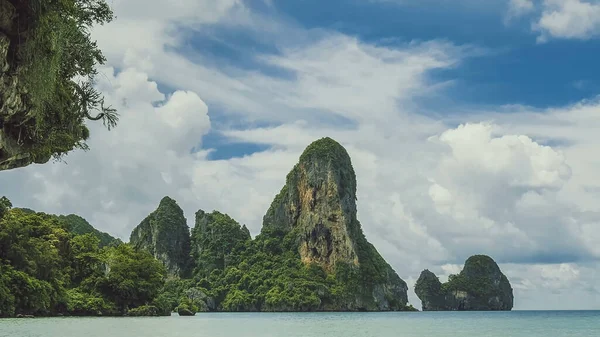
top-left (414, 255), bottom-right (514, 311)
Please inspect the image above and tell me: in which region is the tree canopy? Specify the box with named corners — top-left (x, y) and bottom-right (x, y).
top-left (0, 0), bottom-right (117, 171)
top-left (0, 197), bottom-right (166, 317)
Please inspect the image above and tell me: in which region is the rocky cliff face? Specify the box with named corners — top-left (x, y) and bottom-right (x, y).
top-left (130, 196), bottom-right (191, 277)
top-left (0, 0), bottom-right (46, 171)
top-left (262, 137), bottom-right (408, 310)
top-left (415, 255), bottom-right (514, 311)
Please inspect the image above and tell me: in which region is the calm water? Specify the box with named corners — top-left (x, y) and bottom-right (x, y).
top-left (1, 311), bottom-right (599, 337)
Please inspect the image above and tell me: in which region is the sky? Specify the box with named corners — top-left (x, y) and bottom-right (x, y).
top-left (1, 0), bottom-right (600, 310)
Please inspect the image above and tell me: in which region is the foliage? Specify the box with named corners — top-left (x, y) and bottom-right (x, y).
top-left (0, 196), bottom-right (12, 218)
top-left (2, 0), bottom-right (117, 166)
top-left (264, 137), bottom-right (356, 225)
top-left (414, 270), bottom-right (443, 297)
top-left (191, 210), bottom-right (251, 277)
top-left (130, 196), bottom-right (192, 277)
top-left (69, 233), bottom-right (102, 285)
top-left (0, 198), bottom-right (168, 317)
top-left (418, 255), bottom-right (514, 311)
top-left (58, 214), bottom-right (121, 247)
top-left (405, 304), bottom-right (418, 311)
top-left (154, 138), bottom-right (411, 312)
top-left (158, 219), bottom-right (412, 312)
top-left (298, 137), bottom-right (354, 172)
top-left (65, 288), bottom-right (115, 316)
top-left (442, 256), bottom-right (502, 297)
top-left (127, 305), bottom-right (161, 317)
top-left (177, 297), bottom-right (198, 313)
top-left (94, 244), bottom-right (166, 312)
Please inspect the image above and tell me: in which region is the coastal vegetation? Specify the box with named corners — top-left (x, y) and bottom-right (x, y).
top-left (0, 204), bottom-right (164, 317)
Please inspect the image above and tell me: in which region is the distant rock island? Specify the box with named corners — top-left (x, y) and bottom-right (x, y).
top-left (414, 255), bottom-right (514, 311)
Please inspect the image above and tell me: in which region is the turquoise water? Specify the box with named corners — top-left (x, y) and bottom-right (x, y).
top-left (1, 311), bottom-right (599, 337)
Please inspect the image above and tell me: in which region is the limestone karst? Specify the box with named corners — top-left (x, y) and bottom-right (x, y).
top-left (415, 255), bottom-right (514, 311)
top-left (130, 197), bottom-right (192, 277)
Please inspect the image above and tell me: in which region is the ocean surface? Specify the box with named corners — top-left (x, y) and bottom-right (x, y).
top-left (1, 311), bottom-right (599, 337)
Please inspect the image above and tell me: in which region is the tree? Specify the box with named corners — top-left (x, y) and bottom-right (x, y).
top-left (0, 0), bottom-right (117, 171)
top-left (0, 208), bottom-right (71, 315)
top-left (0, 203), bottom-right (171, 317)
top-left (70, 233), bottom-right (102, 285)
top-left (95, 244), bottom-right (166, 312)
top-left (0, 196), bottom-right (11, 218)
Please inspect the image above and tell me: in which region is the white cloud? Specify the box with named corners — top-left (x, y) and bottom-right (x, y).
top-left (534, 0), bottom-right (600, 41)
top-left (507, 0), bottom-right (536, 20)
top-left (1, 0), bottom-right (600, 310)
top-left (502, 262), bottom-right (600, 309)
top-left (425, 123), bottom-right (592, 263)
top-left (503, 0), bottom-right (600, 41)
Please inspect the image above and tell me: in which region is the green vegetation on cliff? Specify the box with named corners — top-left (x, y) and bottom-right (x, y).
top-left (415, 255), bottom-right (514, 311)
top-left (157, 138), bottom-right (411, 313)
top-left (130, 196), bottom-right (192, 277)
top-left (0, 137), bottom-right (418, 316)
top-left (58, 214), bottom-right (121, 247)
top-left (0, 0), bottom-right (118, 171)
top-left (191, 210), bottom-right (251, 277)
top-left (0, 198), bottom-right (166, 317)
top-left (157, 211), bottom-right (411, 313)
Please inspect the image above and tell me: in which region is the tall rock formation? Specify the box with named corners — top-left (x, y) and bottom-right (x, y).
top-left (262, 137), bottom-right (408, 310)
top-left (191, 210), bottom-right (251, 276)
top-left (130, 196), bottom-right (191, 277)
top-left (415, 255), bottom-right (514, 311)
top-left (0, 0), bottom-right (39, 171)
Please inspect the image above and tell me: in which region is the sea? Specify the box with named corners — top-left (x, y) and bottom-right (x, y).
top-left (1, 311), bottom-right (599, 337)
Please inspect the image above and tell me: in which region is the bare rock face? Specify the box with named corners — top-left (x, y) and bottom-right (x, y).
top-left (130, 196), bottom-right (192, 277)
top-left (262, 137), bottom-right (408, 310)
top-left (415, 255), bottom-right (514, 311)
top-left (414, 269), bottom-right (447, 311)
top-left (262, 137), bottom-right (360, 270)
top-left (0, 1), bottom-right (48, 171)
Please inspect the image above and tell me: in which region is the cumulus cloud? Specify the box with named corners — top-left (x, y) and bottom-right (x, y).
top-left (1, 0), bottom-right (600, 310)
top-left (425, 123), bottom-right (593, 263)
top-left (503, 0), bottom-right (600, 41)
top-left (534, 0), bottom-right (600, 41)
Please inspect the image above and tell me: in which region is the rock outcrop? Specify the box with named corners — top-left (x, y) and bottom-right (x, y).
top-left (0, 0), bottom-right (44, 170)
top-left (1, 0), bottom-right (117, 172)
top-left (415, 255), bottom-right (514, 311)
top-left (191, 210), bottom-right (251, 276)
top-left (262, 137), bottom-right (408, 310)
top-left (130, 196), bottom-right (191, 277)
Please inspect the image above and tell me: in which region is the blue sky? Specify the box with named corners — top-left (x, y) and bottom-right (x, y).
top-left (185, 0), bottom-right (600, 159)
top-left (2, 0), bottom-right (600, 310)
